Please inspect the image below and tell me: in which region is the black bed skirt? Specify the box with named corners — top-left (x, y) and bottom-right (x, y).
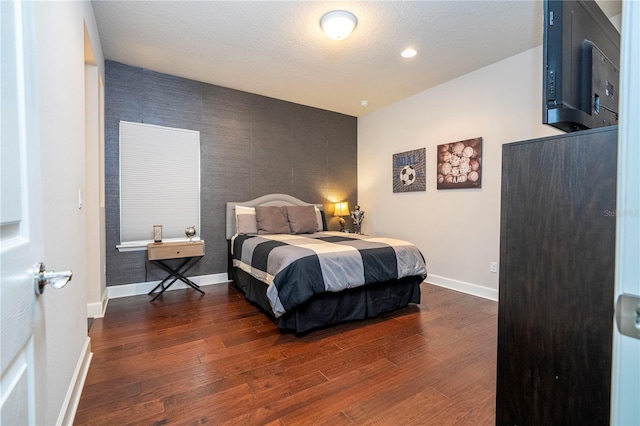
top-left (229, 266), bottom-right (422, 334)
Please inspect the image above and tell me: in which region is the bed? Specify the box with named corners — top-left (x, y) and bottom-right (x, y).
top-left (226, 194), bottom-right (427, 333)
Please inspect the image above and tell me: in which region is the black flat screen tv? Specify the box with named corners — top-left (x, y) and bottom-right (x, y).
top-left (543, 0), bottom-right (620, 132)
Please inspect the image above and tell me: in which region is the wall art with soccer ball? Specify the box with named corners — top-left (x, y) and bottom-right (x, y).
top-left (436, 137), bottom-right (482, 189)
top-left (392, 148), bottom-right (426, 193)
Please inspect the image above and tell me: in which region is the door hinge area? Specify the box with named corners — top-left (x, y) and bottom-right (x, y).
top-left (615, 293), bottom-right (640, 340)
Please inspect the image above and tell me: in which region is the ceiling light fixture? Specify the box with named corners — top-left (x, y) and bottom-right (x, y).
top-left (401, 48), bottom-right (417, 58)
top-left (320, 10), bottom-right (358, 41)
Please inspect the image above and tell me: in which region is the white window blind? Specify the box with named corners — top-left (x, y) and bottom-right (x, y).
top-left (119, 121), bottom-right (200, 246)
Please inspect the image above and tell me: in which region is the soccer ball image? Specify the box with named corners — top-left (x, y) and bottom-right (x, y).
top-left (400, 165), bottom-right (416, 186)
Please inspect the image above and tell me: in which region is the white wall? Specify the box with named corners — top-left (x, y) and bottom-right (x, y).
top-left (31, 1), bottom-right (104, 423)
top-left (358, 46), bottom-right (561, 300)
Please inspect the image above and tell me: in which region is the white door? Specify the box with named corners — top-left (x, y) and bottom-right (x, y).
top-left (611, 1), bottom-right (640, 424)
top-left (1, 1), bottom-right (43, 423)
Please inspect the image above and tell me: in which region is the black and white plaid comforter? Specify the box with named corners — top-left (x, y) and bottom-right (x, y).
top-left (232, 232), bottom-right (427, 317)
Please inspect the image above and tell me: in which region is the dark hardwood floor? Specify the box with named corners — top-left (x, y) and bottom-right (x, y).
top-left (75, 282), bottom-right (498, 425)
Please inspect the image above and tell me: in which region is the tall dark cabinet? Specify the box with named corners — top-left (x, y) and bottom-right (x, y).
top-left (496, 126), bottom-right (617, 425)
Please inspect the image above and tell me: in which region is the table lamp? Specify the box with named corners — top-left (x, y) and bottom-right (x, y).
top-left (334, 201), bottom-right (349, 232)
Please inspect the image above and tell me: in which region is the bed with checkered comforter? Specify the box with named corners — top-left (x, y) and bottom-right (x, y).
top-left (231, 231), bottom-right (427, 319)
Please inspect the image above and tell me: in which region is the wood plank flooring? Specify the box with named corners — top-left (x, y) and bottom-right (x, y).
top-left (74, 282), bottom-right (498, 425)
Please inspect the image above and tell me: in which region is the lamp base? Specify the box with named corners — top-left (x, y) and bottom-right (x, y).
top-left (338, 217), bottom-right (346, 232)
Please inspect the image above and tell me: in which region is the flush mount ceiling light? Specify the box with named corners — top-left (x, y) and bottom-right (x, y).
top-left (320, 10), bottom-right (358, 41)
top-left (401, 48), bottom-right (417, 58)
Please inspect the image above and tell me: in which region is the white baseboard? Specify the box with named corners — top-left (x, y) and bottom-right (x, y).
top-left (86, 302), bottom-right (102, 318)
top-left (426, 274), bottom-right (499, 301)
top-left (57, 337), bottom-right (93, 426)
top-left (106, 272), bottom-right (497, 301)
top-left (86, 288), bottom-right (109, 318)
top-left (107, 273), bottom-right (230, 300)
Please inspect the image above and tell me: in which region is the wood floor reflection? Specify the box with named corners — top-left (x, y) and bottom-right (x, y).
top-left (75, 282), bottom-right (497, 425)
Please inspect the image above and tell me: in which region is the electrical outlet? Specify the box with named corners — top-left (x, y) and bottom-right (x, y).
top-left (490, 262), bottom-right (498, 273)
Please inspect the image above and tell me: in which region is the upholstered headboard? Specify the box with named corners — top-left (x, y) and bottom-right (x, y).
top-left (226, 194), bottom-right (325, 239)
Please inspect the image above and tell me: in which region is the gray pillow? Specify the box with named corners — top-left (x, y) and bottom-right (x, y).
top-left (235, 205), bottom-right (258, 234)
top-left (286, 206), bottom-right (318, 234)
top-left (255, 206), bottom-right (291, 234)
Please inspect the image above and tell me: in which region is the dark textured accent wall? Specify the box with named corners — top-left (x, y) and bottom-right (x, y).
top-left (105, 61), bottom-right (357, 286)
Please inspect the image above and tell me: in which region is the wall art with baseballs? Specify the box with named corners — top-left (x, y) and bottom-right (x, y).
top-left (393, 148), bottom-right (426, 193)
top-left (436, 137), bottom-right (482, 189)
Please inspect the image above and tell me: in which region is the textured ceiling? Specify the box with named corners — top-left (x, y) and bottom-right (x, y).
top-left (92, 0), bottom-right (622, 117)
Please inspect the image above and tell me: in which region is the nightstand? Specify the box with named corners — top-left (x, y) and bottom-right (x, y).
top-left (147, 240), bottom-right (205, 302)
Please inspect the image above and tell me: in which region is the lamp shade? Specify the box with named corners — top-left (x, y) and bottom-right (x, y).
top-left (320, 10), bottom-right (358, 41)
top-left (334, 201), bottom-right (350, 217)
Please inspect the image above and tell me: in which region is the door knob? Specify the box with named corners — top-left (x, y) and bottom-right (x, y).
top-left (34, 262), bottom-right (72, 295)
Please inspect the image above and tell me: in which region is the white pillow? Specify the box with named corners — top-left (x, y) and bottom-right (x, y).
top-left (314, 206), bottom-right (324, 231)
top-left (235, 205), bottom-right (258, 234)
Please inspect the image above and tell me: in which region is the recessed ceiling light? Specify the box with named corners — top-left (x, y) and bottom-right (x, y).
top-left (320, 10), bottom-right (358, 41)
top-left (401, 48), bottom-right (417, 58)
top-left (360, 100), bottom-right (369, 107)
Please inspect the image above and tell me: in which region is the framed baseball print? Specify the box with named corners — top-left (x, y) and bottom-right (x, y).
top-left (436, 137), bottom-right (482, 189)
top-left (393, 148), bottom-right (426, 193)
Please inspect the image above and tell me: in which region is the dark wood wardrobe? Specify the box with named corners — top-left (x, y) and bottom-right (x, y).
top-left (496, 126), bottom-right (617, 425)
